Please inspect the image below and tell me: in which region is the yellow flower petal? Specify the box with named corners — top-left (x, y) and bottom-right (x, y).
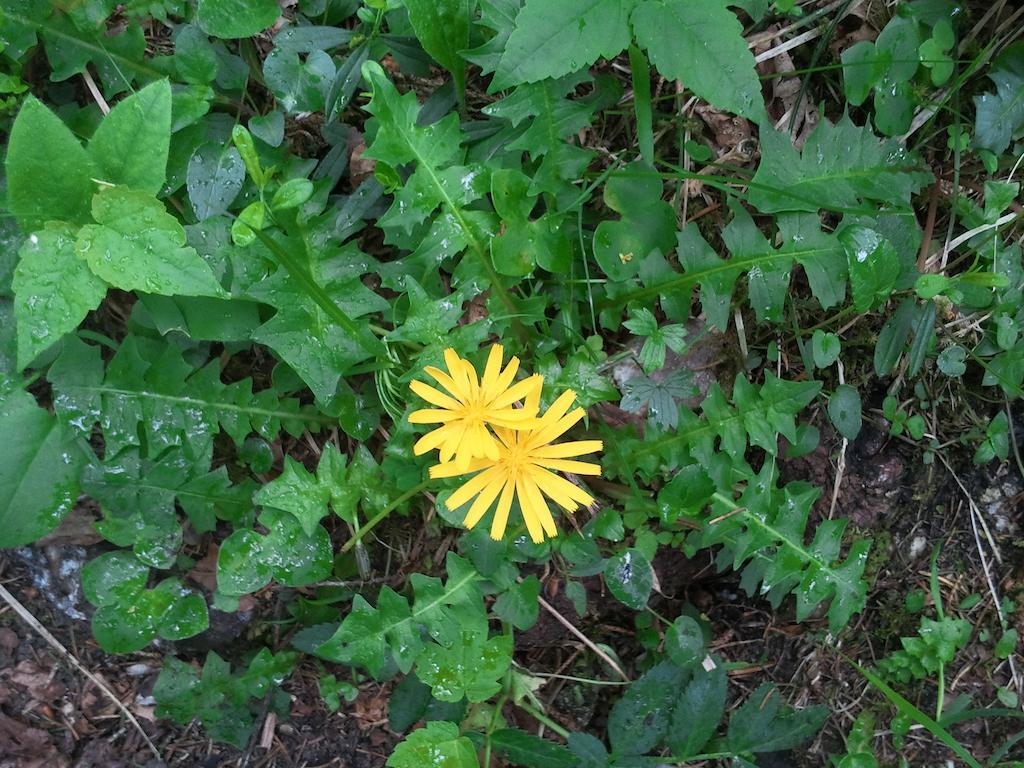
top-left (490, 478), bottom-right (516, 540)
top-left (531, 440), bottom-right (603, 459)
top-left (463, 470), bottom-right (506, 529)
top-left (410, 380), bottom-right (463, 410)
top-left (408, 408), bottom-right (461, 424)
top-left (532, 457), bottom-right (603, 476)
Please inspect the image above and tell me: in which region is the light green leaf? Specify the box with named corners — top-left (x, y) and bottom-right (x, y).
top-left (0, 389), bottom-right (83, 547)
top-left (632, 0), bottom-right (766, 123)
top-left (77, 189), bottom-right (226, 298)
top-left (5, 95), bottom-right (97, 231)
top-left (387, 721), bottom-right (479, 768)
top-left (196, 0), bottom-right (280, 38)
top-left (13, 225), bottom-right (107, 369)
top-left (89, 80), bottom-right (172, 195)
top-left (493, 0), bottom-right (633, 89)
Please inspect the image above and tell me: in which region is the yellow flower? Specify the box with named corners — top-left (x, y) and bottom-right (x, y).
top-left (429, 388), bottom-right (602, 543)
top-left (409, 345), bottom-right (542, 471)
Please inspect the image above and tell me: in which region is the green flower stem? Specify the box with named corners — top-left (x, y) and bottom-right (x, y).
top-left (516, 700), bottom-right (571, 740)
top-left (339, 478), bottom-right (433, 555)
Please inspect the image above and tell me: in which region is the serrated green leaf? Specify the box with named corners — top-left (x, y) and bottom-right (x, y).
top-left (315, 553), bottom-right (483, 678)
top-left (608, 661), bottom-right (685, 755)
top-left (417, 631), bottom-right (512, 702)
top-left (493, 0), bottom-right (633, 89)
top-left (973, 44), bottom-right (1024, 154)
top-left (13, 225), bottom-right (107, 369)
top-left (749, 114), bottom-right (932, 214)
top-left (89, 80), bottom-right (171, 195)
top-left (5, 95), bottom-right (97, 231)
top-left (493, 574), bottom-right (540, 630)
top-left (726, 684), bottom-right (826, 753)
top-left (254, 456), bottom-right (330, 537)
top-left (632, 0), bottom-right (766, 123)
top-left (668, 661), bottom-right (726, 757)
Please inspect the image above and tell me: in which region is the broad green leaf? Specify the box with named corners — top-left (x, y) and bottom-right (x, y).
top-left (82, 551), bottom-right (148, 607)
top-left (632, 0), bottom-right (766, 123)
top-left (840, 225), bottom-right (900, 312)
top-left (668, 662), bottom-right (727, 757)
top-left (875, 16), bottom-right (921, 83)
top-left (196, 0), bottom-right (280, 38)
top-left (77, 189), bottom-right (226, 298)
top-left (608, 661), bottom-right (685, 755)
top-left (593, 161), bottom-right (676, 282)
top-left (403, 0), bottom-right (472, 95)
top-left (387, 721), bottom-right (479, 768)
top-left (5, 95), bottom-right (97, 231)
top-left (0, 389), bottom-right (83, 547)
top-left (187, 142), bottom-right (245, 220)
top-left (828, 384), bottom-right (862, 440)
top-left (12, 225), bottom-right (107, 369)
top-left (748, 114), bottom-right (932, 214)
top-left (604, 548), bottom-right (653, 610)
top-left (811, 330), bottom-right (841, 369)
top-left (491, 729), bottom-right (577, 768)
top-left (264, 47), bottom-right (334, 114)
top-left (493, 0), bottom-right (633, 89)
top-left (217, 529), bottom-right (273, 595)
top-left (841, 41), bottom-right (882, 106)
top-left (89, 80), bottom-right (172, 195)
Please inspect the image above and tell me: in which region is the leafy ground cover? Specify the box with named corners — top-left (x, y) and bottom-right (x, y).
top-left (0, 0), bottom-right (1023, 766)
